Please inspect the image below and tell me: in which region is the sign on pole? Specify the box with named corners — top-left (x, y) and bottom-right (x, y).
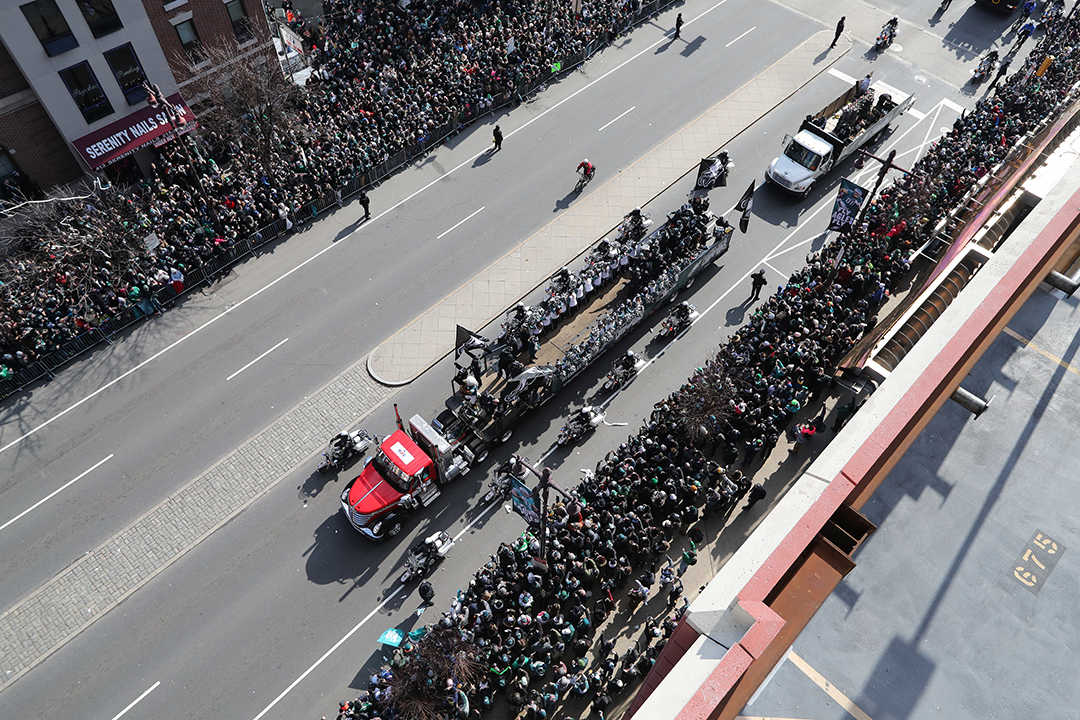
top-left (827, 178), bottom-right (869, 233)
top-left (510, 476), bottom-right (540, 525)
top-left (280, 24), bottom-right (305, 55)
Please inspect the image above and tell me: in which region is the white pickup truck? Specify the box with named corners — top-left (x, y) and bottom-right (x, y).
top-left (767, 80), bottom-right (914, 197)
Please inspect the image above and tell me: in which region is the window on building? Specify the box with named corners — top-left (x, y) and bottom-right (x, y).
top-left (174, 18), bottom-right (202, 62)
top-left (103, 43), bottom-right (147, 105)
top-left (75, 0), bottom-right (123, 38)
top-left (225, 0), bottom-right (253, 43)
top-left (59, 60), bottom-right (113, 123)
top-left (20, 0), bottom-right (79, 56)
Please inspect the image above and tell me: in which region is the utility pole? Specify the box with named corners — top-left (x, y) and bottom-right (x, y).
top-left (851, 148), bottom-right (911, 229)
top-left (511, 455), bottom-right (578, 566)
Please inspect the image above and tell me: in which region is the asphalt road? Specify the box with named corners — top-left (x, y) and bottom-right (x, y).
top-left (0, 14), bottom-right (976, 718)
top-left (0, 0), bottom-right (807, 612)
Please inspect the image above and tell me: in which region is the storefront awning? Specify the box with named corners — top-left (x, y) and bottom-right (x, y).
top-left (71, 93), bottom-right (196, 170)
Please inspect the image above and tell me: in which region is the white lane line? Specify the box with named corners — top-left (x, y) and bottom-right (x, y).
top-left (0, 0), bottom-right (737, 459)
top-left (598, 106), bottom-right (636, 133)
top-left (913, 102), bottom-right (946, 164)
top-left (226, 338), bottom-right (289, 382)
top-left (725, 26), bottom-right (756, 47)
top-left (453, 498), bottom-right (501, 541)
top-left (828, 68), bottom-right (857, 84)
top-left (436, 206), bottom-right (486, 239)
top-left (1, 454), bottom-right (113, 531)
top-left (763, 261), bottom-right (789, 280)
top-left (251, 586), bottom-right (404, 720)
top-left (908, 108), bottom-right (927, 121)
top-left (941, 98), bottom-right (964, 113)
top-left (110, 681), bottom-right (160, 720)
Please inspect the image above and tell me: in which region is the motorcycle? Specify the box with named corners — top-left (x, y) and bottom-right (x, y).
top-left (874, 22), bottom-right (896, 51)
top-left (316, 429), bottom-right (374, 473)
top-left (657, 303), bottom-right (699, 341)
top-left (601, 355), bottom-right (645, 392)
top-left (575, 165), bottom-right (596, 192)
top-left (971, 52), bottom-right (997, 83)
top-left (556, 406), bottom-right (604, 445)
top-left (397, 530), bottom-right (454, 585)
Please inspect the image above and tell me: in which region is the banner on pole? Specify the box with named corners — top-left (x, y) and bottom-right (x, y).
top-left (735, 181), bottom-right (755, 234)
top-left (827, 179), bottom-right (869, 233)
top-left (694, 156), bottom-right (727, 191)
top-left (378, 628), bottom-right (405, 647)
top-left (510, 476), bottom-right (540, 525)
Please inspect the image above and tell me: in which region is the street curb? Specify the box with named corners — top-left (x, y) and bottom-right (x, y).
top-left (366, 30), bottom-right (852, 387)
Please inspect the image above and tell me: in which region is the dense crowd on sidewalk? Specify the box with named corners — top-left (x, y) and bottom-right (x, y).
top-left (0, 0), bottom-right (653, 379)
top-left (329, 17), bottom-right (1080, 720)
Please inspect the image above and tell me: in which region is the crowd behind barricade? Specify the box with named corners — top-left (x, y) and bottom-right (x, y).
top-left (330, 20), bottom-right (1080, 720)
top-left (0, 0), bottom-right (673, 383)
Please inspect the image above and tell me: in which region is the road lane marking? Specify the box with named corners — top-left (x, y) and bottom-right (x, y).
top-left (763, 261), bottom-right (789, 280)
top-left (436, 206), bottom-right (486, 239)
top-left (726, 26), bottom-right (756, 47)
top-left (251, 586), bottom-right (404, 720)
top-left (941, 98), bottom-right (964, 113)
top-left (0, 0), bottom-right (739, 459)
top-left (908, 107), bottom-right (927, 120)
top-left (598, 106), bottom-right (636, 132)
top-left (788, 650), bottom-right (874, 720)
top-left (1003, 327), bottom-right (1080, 377)
top-left (1, 454), bottom-right (113, 531)
top-left (453, 498), bottom-right (501, 541)
top-left (110, 681), bottom-right (160, 720)
top-left (226, 338), bottom-right (290, 381)
top-left (828, 68), bottom-right (857, 84)
top-left (913, 102), bottom-right (946, 164)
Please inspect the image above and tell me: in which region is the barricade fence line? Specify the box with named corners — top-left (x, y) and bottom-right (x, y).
top-left (0, 0), bottom-right (688, 401)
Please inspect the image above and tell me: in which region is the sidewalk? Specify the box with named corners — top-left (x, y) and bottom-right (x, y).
top-left (367, 30), bottom-right (850, 385)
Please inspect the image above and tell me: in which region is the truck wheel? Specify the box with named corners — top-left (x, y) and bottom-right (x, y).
top-left (476, 448), bottom-right (490, 464)
top-left (800, 183), bottom-right (814, 199)
top-left (499, 429), bottom-right (513, 443)
top-left (683, 276), bottom-right (695, 291)
top-left (388, 521), bottom-right (403, 537)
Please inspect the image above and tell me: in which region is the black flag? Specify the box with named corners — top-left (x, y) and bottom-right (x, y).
top-left (735, 181), bottom-right (755, 234)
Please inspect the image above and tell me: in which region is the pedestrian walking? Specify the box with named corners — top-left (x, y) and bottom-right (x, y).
top-left (938, 0), bottom-right (952, 10)
top-left (831, 16), bottom-right (845, 48)
top-left (749, 269), bottom-right (767, 300)
top-left (493, 124), bottom-right (503, 152)
top-left (359, 189), bottom-right (371, 220)
top-left (744, 482), bottom-right (766, 510)
top-left (674, 13), bottom-right (683, 39)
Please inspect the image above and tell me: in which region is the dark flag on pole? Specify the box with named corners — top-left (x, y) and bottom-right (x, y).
top-left (735, 181), bottom-right (755, 233)
top-left (694, 157), bottom-right (725, 191)
top-left (827, 178), bottom-right (869, 233)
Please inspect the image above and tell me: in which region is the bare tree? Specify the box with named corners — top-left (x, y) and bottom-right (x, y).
top-left (179, 37), bottom-right (302, 183)
top-left (385, 624), bottom-right (483, 720)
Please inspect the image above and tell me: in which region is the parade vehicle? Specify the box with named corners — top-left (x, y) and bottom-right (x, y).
top-left (339, 209), bottom-right (734, 539)
top-left (974, 0), bottom-right (1020, 11)
top-left (767, 80), bottom-right (914, 197)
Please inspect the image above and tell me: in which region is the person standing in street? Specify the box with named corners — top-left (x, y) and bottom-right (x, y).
top-left (493, 124), bottom-right (503, 152)
top-left (749, 269), bottom-right (768, 301)
top-left (674, 13), bottom-right (683, 39)
top-left (359, 189), bottom-right (370, 220)
top-left (990, 57), bottom-right (1011, 90)
top-left (831, 16), bottom-right (845, 48)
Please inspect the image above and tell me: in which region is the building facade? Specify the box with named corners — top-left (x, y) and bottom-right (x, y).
top-left (0, 0), bottom-right (266, 197)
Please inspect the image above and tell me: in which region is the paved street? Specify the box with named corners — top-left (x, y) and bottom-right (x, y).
top-left (0, 0), bottom-right (1022, 717)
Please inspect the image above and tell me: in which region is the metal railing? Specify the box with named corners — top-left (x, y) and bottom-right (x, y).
top-left (0, 0), bottom-right (686, 402)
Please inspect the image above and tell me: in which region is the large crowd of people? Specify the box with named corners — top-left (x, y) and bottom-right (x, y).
top-left (0, 0), bottom-right (656, 381)
top-left (330, 14), bottom-right (1080, 720)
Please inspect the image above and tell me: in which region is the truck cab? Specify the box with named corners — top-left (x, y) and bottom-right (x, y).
top-left (340, 415), bottom-right (472, 539)
top-left (767, 131), bottom-right (835, 196)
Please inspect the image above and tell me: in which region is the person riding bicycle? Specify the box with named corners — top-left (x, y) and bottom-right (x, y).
top-left (576, 158), bottom-right (595, 181)
top-left (882, 16), bottom-right (898, 39)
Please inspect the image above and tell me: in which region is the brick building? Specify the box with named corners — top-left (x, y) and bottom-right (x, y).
top-left (0, 0), bottom-right (268, 199)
